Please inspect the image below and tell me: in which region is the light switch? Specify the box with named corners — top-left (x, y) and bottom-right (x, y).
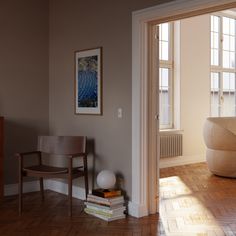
top-left (118, 108), bottom-right (122, 118)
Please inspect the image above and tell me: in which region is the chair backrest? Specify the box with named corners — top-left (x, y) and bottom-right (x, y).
top-left (38, 136), bottom-right (86, 155)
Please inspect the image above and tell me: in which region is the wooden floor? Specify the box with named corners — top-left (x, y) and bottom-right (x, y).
top-left (160, 162), bottom-right (236, 236)
top-left (1, 163), bottom-right (236, 236)
top-left (0, 190), bottom-right (161, 236)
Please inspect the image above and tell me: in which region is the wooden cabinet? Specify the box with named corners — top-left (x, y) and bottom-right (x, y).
top-left (0, 117), bottom-right (3, 197)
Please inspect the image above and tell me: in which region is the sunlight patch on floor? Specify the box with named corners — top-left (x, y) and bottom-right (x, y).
top-left (160, 176), bottom-right (225, 236)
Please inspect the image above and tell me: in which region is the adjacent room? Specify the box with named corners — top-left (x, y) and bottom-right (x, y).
top-left (158, 8), bottom-right (236, 236)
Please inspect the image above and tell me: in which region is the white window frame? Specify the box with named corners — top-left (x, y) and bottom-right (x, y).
top-left (210, 12), bottom-right (236, 117)
top-left (159, 22), bottom-right (174, 129)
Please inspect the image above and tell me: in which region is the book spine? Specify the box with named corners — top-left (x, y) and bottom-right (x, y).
top-left (85, 201), bottom-right (124, 210)
top-left (85, 207), bottom-right (112, 217)
top-left (87, 194), bottom-right (109, 202)
top-left (103, 191), bottom-right (121, 198)
top-left (85, 208), bottom-right (125, 222)
top-left (84, 202), bottom-right (111, 210)
top-left (92, 190), bottom-right (121, 198)
top-left (86, 205), bottom-right (126, 215)
top-left (87, 198), bottom-right (111, 206)
top-left (87, 194), bottom-right (124, 203)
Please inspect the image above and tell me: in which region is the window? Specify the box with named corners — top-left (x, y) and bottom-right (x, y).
top-left (210, 14), bottom-right (236, 117)
top-left (159, 23), bottom-right (174, 129)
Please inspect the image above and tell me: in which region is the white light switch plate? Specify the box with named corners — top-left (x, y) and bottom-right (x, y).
top-left (118, 108), bottom-right (122, 118)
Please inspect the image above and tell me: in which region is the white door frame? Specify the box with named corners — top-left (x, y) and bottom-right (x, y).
top-left (130, 0), bottom-right (236, 218)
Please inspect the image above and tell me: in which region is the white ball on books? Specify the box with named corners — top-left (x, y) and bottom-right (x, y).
top-left (97, 170), bottom-right (116, 189)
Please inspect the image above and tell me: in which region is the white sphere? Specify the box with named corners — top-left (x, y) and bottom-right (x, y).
top-left (97, 170), bottom-right (116, 189)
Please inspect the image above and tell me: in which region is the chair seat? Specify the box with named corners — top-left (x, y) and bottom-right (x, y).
top-left (23, 165), bottom-right (68, 175)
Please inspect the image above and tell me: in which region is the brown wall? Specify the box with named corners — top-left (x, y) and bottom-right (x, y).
top-left (49, 0), bottom-right (173, 198)
top-left (0, 0), bottom-right (49, 184)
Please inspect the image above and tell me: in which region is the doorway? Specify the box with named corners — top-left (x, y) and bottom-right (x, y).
top-left (157, 8), bottom-right (236, 234)
top-left (131, 0), bottom-right (236, 218)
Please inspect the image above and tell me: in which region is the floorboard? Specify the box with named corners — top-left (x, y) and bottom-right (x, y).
top-left (160, 162), bottom-right (236, 236)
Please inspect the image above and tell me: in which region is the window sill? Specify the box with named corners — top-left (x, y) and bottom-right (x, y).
top-left (160, 129), bottom-right (183, 134)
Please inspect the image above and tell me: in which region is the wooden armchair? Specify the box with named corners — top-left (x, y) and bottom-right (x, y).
top-left (16, 136), bottom-right (88, 216)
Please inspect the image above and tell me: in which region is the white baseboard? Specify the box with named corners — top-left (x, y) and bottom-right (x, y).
top-left (160, 154), bottom-right (206, 168)
top-left (4, 181), bottom-right (40, 196)
top-left (45, 179), bottom-right (86, 200)
top-left (4, 180), bottom-right (140, 217)
top-left (4, 179), bottom-right (86, 200)
top-left (128, 201), bottom-right (148, 218)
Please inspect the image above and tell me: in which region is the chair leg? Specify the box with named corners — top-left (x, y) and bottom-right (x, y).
top-left (68, 176), bottom-right (72, 217)
top-left (40, 178), bottom-right (44, 201)
top-left (18, 156), bottom-right (23, 215)
top-left (19, 177), bottom-right (23, 215)
top-left (84, 172), bottom-right (89, 199)
top-left (84, 155), bottom-right (89, 199)
top-left (68, 158), bottom-right (73, 217)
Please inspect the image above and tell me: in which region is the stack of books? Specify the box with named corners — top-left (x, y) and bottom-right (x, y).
top-left (84, 189), bottom-right (126, 222)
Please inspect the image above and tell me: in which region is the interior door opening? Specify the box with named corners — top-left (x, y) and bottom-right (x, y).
top-left (155, 7), bottom-right (236, 235)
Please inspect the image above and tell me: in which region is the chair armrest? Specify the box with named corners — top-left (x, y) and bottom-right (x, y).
top-left (69, 153), bottom-right (86, 158)
top-left (15, 151), bottom-right (41, 158)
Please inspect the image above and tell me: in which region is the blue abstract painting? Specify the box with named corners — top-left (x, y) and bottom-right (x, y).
top-left (77, 56), bottom-right (98, 108)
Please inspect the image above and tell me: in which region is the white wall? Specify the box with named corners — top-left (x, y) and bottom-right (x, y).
top-left (160, 14), bottom-right (210, 168)
top-left (181, 14), bottom-right (210, 156)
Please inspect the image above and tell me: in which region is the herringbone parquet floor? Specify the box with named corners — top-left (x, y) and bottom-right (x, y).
top-left (1, 162), bottom-right (236, 236)
top-left (0, 190), bottom-right (161, 236)
top-left (160, 162), bottom-right (236, 236)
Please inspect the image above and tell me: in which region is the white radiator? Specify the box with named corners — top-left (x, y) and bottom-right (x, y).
top-left (160, 133), bottom-right (183, 158)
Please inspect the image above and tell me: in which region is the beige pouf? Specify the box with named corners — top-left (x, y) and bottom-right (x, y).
top-left (203, 117), bottom-right (236, 177)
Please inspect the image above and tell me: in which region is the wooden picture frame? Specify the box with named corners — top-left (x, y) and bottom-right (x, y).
top-left (74, 47), bottom-right (102, 115)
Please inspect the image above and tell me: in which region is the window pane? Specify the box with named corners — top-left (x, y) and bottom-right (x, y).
top-left (159, 23), bottom-right (170, 61)
top-left (161, 68), bottom-right (169, 87)
top-left (230, 52), bottom-right (235, 68)
top-left (223, 72), bottom-right (230, 91)
top-left (230, 73), bottom-right (235, 91)
top-left (158, 22), bottom-right (173, 129)
top-left (161, 23), bottom-right (169, 41)
top-left (211, 15), bottom-right (219, 32)
top-left (160, 68), bottom-right (169, 91)
top-left (211, 50), bottom-right (213, 65)
top-left (230, 36), bottom-right (235, 51)
top-left (211, 17), bottom-right (220, 67)
top-left (212, 49), bottom-right (219, 66)
top-left (222, 72), bottom-right (236, 116)
top-left (159, 68), bottom-right (171, 126)
top-left (223, 17), bottom-right (230, 35)
top-left (162, 41), bottom-right (169, 60)
top-left (223, 51), bottom-right (230, 68)
top-left (230, 18), bottom-right (235, 36)
top-left (211, 15), bottom-right (214, 31)
top-left (222, 16), bottom-right (235, 70)
top-left (211, 74), bottom-right (219, 91)
top-left (213, 33), bottom-right (219, 49)
top-left (210, 72), bottom-right (220, 117)
top-left (211, 32), bottom-right (213, 48)
top-left (223, 35), bottom-right (230, 51)
top-left (159, 41), bottom-right (162, 60)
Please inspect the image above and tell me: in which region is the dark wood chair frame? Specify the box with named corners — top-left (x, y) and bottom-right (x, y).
top-left (16, 136), bottom-right (89, 217)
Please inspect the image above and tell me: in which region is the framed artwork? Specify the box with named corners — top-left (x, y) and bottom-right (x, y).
top-left (75, 47), bottom-right (102, 115)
